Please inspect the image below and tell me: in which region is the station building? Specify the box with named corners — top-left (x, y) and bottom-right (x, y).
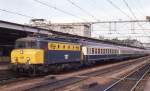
top-left (29, 19), bottom-right (91, 37)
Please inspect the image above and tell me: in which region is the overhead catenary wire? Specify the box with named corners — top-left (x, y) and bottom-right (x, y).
top-left (106, 0), bottom-right (150, 39)
top-left (122, 0), bottom-right (148, 34)
top-left (33, 0), bottom-right (88, 22)
top-left (136, 0), bottom-right (146, 17)
top-left (66, 0), bottom-right (100, 21)
top-left (0, 8), bottom-right (34, 19)
top-left (122, 0), bottom-right (137, 20)
top-left (106, 0), bottom-right (132, 19)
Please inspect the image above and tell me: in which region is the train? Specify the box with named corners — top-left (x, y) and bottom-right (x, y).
top-left (10, 36), bottom-right (149, 74)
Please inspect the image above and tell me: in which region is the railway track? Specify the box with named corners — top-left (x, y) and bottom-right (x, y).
top-left (0, 70), bottom-right (29, 85)
top-left (22, 56), bottom-right (149, 91)
top-left (103, 63), bottom-right (150, 91)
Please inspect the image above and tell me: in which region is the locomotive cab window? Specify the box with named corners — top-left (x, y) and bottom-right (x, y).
top-left (15, 40), bottom-right (39, 49)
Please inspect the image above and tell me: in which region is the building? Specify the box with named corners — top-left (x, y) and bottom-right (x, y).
top-left (29, 19), bottom-right (91, 37)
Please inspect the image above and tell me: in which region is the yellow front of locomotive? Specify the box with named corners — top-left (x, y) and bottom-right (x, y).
top-left (11, 49), bottom-right (44, 65)
top-left (10, 37), bottom-right (44, 73)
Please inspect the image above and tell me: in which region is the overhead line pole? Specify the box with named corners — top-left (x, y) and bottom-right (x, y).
top-left (77, 20), bottom-right (149, 24)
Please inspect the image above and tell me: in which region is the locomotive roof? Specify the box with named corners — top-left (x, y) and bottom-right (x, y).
top-left (16, 36), bottom-right (79, 43)
top-left (16, 37), bottom-right (38, 41)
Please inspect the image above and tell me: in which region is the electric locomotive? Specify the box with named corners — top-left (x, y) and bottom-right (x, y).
top-left (11, 36), bottom-right (82, 73)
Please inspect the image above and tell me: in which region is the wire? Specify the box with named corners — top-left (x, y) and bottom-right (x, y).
top-left (106, 0), bottom-right (132, 19)
top-left (122, 0), bottom-right (148, 33)
top-left (34, 0), bottom-right (88, 22)
top-left (0, 8), bottom-right (34, 19)
top-left (122, 0), bottom-right (137, 19)
top-left (133, 0), bottom-right (145, 17)
top-left (66, 0), bottom-right (100, 21)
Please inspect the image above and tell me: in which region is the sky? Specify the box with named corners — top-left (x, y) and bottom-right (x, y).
top-left (0, 0), bottom-right (150, 43)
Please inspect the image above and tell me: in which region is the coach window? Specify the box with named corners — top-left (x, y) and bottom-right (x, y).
top-left (92, 48), bottom-right (94, 54)
top-left (98, 49), bottom-right (100, 54)
top-left (95, 48), bottom-right (97, 54)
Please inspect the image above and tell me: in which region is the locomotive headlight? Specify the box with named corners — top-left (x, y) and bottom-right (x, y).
top-left (14, 57), bottom-right (18, 62)
top-left (26, 57), bottom-right (30, 61)
top-left (26, 57), bottom-right (30, 64)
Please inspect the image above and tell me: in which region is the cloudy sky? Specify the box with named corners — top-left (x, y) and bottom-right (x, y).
top-left (0, 0), bottom-right (150, 43)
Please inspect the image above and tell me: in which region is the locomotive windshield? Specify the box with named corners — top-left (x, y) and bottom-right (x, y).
top-left (15, 41), bottom-right (39, 48)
